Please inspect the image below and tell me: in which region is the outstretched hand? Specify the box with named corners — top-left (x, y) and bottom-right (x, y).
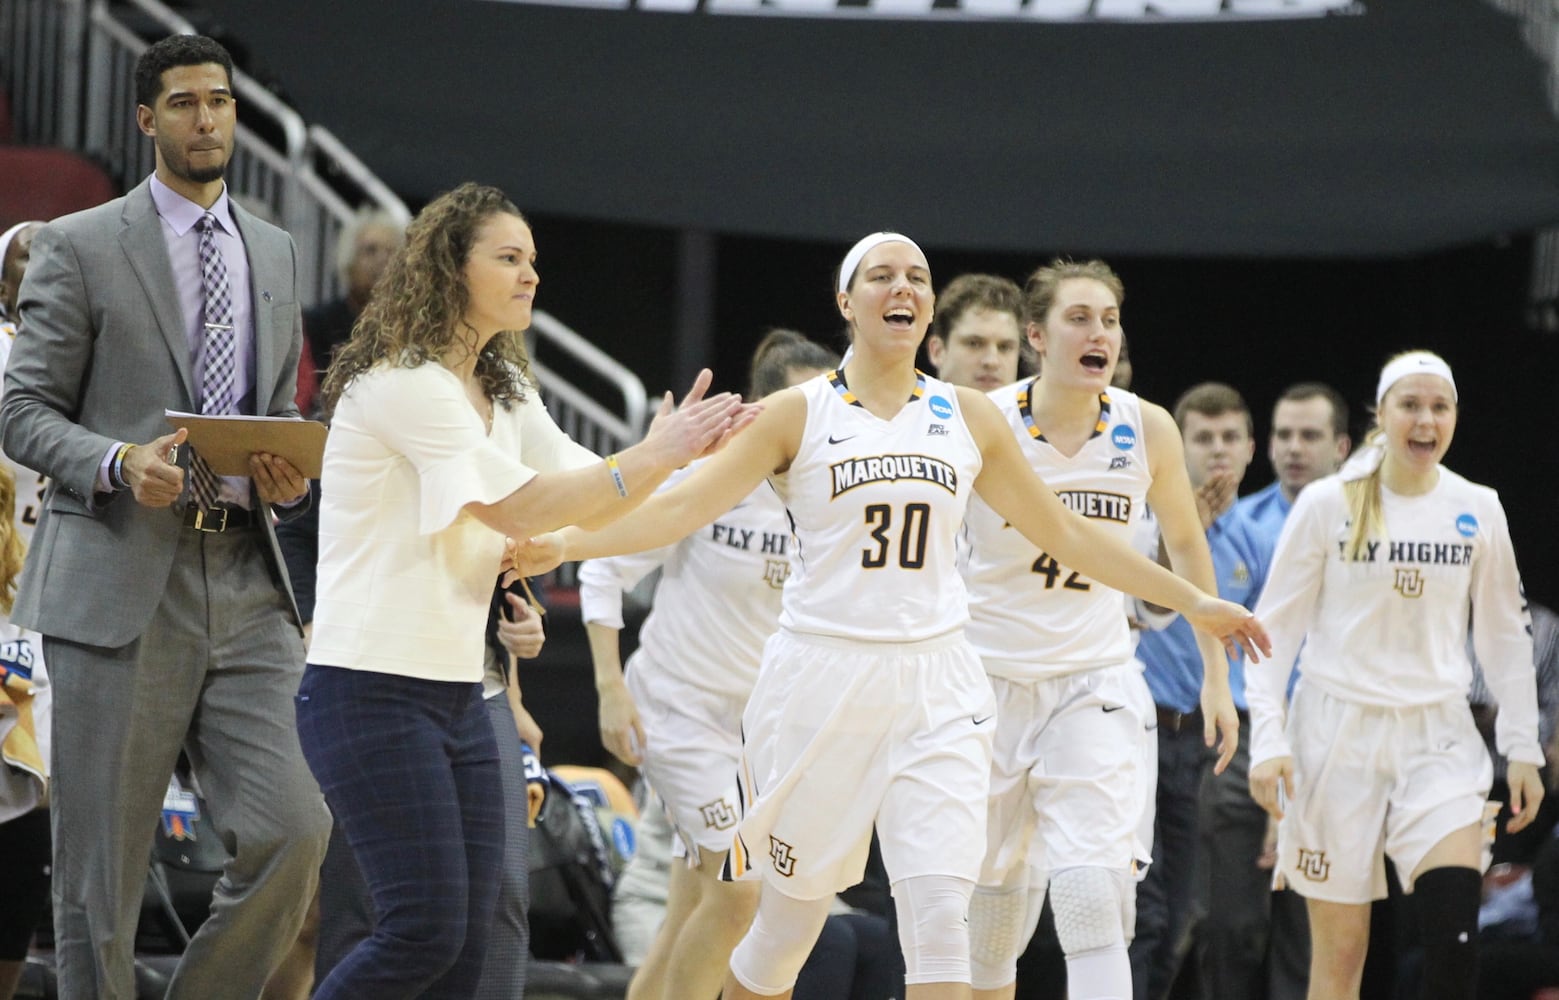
top-left (640, 368), bottom-right (745, 468)
top-left (1188, 597), bottom-right (1272, 663)
top-left (504, 533), bottom-right (566, 582)
top-left (124, 428), bottom-right (187, 508)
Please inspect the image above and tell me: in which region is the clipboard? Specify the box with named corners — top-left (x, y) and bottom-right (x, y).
top-left (165, 410), bottom-right (328, 479)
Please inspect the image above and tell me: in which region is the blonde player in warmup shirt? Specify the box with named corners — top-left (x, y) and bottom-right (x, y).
top-left (579, 329), bottom-right (837, 1000)
top-left (521, 232), bottom-right (1268, 1000)
top-left (1247, 351), bottom-right (1542, 1000)
top-left (962, 260), bottom-right (1237, 1000)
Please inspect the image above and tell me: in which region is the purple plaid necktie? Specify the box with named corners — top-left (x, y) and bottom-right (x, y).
top-left (190, 213), bottom-right (236, 509)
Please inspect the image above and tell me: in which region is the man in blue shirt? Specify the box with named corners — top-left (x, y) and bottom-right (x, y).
top-left (1131, 383), bottom-right (1260, 1000)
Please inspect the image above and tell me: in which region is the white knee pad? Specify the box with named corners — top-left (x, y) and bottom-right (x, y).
top-left (727, 888), bottom-right (833, 996)
top-left (1048, 866), bottom-right (1132, 957)
top-left (893, 874), bottom-right (976, 986)
top-left (968, 883), bottom-right (1024, 990)
top-left (969, 866), bottom-right (1047, 991)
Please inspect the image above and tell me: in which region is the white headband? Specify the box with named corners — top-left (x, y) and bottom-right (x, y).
top-left (1375, 351), bottom-right (1457, 406)
top-left (837, 231), bottom-right (925, 296)
top-left (0, 221), bottom-right (42, 275)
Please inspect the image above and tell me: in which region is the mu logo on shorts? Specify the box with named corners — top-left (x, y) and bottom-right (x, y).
top-left (764, 558), bottom-right (790, 589)
top-left (769, 836), bottom-right (797, 877)
top-left (1296, 848), bottom-right (1330, 882)
top-left (700, 797), bottom-right (737, 830)
top-left (1394, 567), bottom-right (1425, 598)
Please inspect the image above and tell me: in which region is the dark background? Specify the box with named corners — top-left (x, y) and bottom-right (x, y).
top-left (192, 0), bottom-right (1559, 607)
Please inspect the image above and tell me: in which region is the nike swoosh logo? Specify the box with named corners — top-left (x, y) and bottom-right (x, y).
top-left (827, 434), bottom-right (857, 445)
top-left (1102, 705), bottom-right (1127, 713)
top-left (972, 714), bottom-right (993, 726)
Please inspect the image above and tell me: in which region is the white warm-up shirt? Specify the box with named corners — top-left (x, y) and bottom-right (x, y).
top-left (1246, 468), bottom-right (1540, 768)
top-left (311, 362), bottom-right (597, 682)
top-left (577, 464), bottom-right (794, 698)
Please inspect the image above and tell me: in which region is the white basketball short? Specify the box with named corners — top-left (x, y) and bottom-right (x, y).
top-left (729, 629), bottom-right (996, 900)
top-left (980, 661), bottom-right (1149, 887)
top-left (1276, 684), bottom-right (1494, 904)
top-left (1128, 662), bottom-right (1158, 871)
top-left (625, 651), bottom-right (748, 862)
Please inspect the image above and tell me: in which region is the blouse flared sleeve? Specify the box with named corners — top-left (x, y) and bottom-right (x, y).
top-left (352, 366), bottom-right (539, 535)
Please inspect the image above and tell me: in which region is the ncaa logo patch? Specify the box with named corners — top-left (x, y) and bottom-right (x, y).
top-left (1110, 424), bottom-right (1136, 451)
top-left (1455, 514), bottom-right (1478, 538)
top-left (928, 395), bottom-right (954, 420)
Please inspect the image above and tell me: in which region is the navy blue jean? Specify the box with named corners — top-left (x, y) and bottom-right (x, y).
top-left (1131, 720), bottom-right (1211, 1000)
top-left (296, 664), bottom-right (505, 1000)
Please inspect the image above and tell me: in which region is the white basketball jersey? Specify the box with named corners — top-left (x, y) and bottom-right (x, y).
top-left (772, 370), bottom-right (982, 642)
top-left (1247, 468), bottom-right (1539, 767)
top-left (963, 382), bottom-right (1153, 679)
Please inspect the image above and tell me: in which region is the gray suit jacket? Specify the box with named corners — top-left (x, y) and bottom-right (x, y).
top-left (0, 177), bottom-right (307, 647)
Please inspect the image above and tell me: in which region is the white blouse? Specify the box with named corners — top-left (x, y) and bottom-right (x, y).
top-left (310, 362), bottom-right (596, 682)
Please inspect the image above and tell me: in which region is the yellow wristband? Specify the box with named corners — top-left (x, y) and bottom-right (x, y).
top-left (111, 442), bottom-right (135, 490)
top-left (605, 453), bottom-right (629, 498)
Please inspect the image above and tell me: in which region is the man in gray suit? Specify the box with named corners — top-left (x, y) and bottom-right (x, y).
top-left (0, 35), bottom-right (330, 1000)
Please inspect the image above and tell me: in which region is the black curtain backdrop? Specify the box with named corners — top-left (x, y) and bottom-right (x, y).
top-left (195, 0), bottom-right (1559, 606)
top-left (203, 0), bottom-right (1559, 256)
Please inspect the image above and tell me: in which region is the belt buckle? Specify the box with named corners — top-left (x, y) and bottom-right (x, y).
top-left (190, 507), bottom-right (228, 533)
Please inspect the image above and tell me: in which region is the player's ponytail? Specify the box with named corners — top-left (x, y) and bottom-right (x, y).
top-left (1342, 427), bottom-right (1385, 562)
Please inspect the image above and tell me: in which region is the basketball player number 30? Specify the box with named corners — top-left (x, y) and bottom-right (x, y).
top-left (862, 503), bottom-right (930, 569)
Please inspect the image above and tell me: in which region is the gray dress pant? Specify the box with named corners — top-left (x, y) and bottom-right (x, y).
top-left (46, 526), bottom-right (330, 1000)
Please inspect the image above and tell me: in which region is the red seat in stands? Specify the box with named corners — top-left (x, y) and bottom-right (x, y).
top-left (0, 146), bottom-right (118, 227)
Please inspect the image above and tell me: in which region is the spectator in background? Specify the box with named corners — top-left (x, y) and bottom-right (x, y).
top-left (0, 467), bottom-right (49, 1000)
top-left (1203, 382), bottom-right (1351, 1000)
top-left (0, 33), bottom-right (330, 999)
top-left (0, 220), bottom-right (51, 1000)
top-left (923, 273), bottom-right (1027, 392)
top-left (303, 207), bottom-right (405, 376)
top-left (0, 220), bottom-right (50, 551)
top-left (0, 221), bottom-right (43, 336)
top-left (1131, 382), bottom-right (1261, 1000)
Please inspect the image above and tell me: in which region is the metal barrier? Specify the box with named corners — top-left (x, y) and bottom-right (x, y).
top-left (0, 0), bottom-right (86, 147)
top-left (2, 0), bottom-right (651, 515)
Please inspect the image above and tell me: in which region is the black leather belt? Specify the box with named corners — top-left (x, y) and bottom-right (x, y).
top-left (183, 504), bottom-right (255, 533)
top-left (1156, 706), bottom-right (1204, 733)
top-left (1155, 706), bottom-right (1250, 733)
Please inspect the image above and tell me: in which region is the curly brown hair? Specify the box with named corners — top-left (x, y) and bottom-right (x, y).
top-left (321, 182), bottom-right (533, 415)
top-left (0, 468), bottom-right (25, 615)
